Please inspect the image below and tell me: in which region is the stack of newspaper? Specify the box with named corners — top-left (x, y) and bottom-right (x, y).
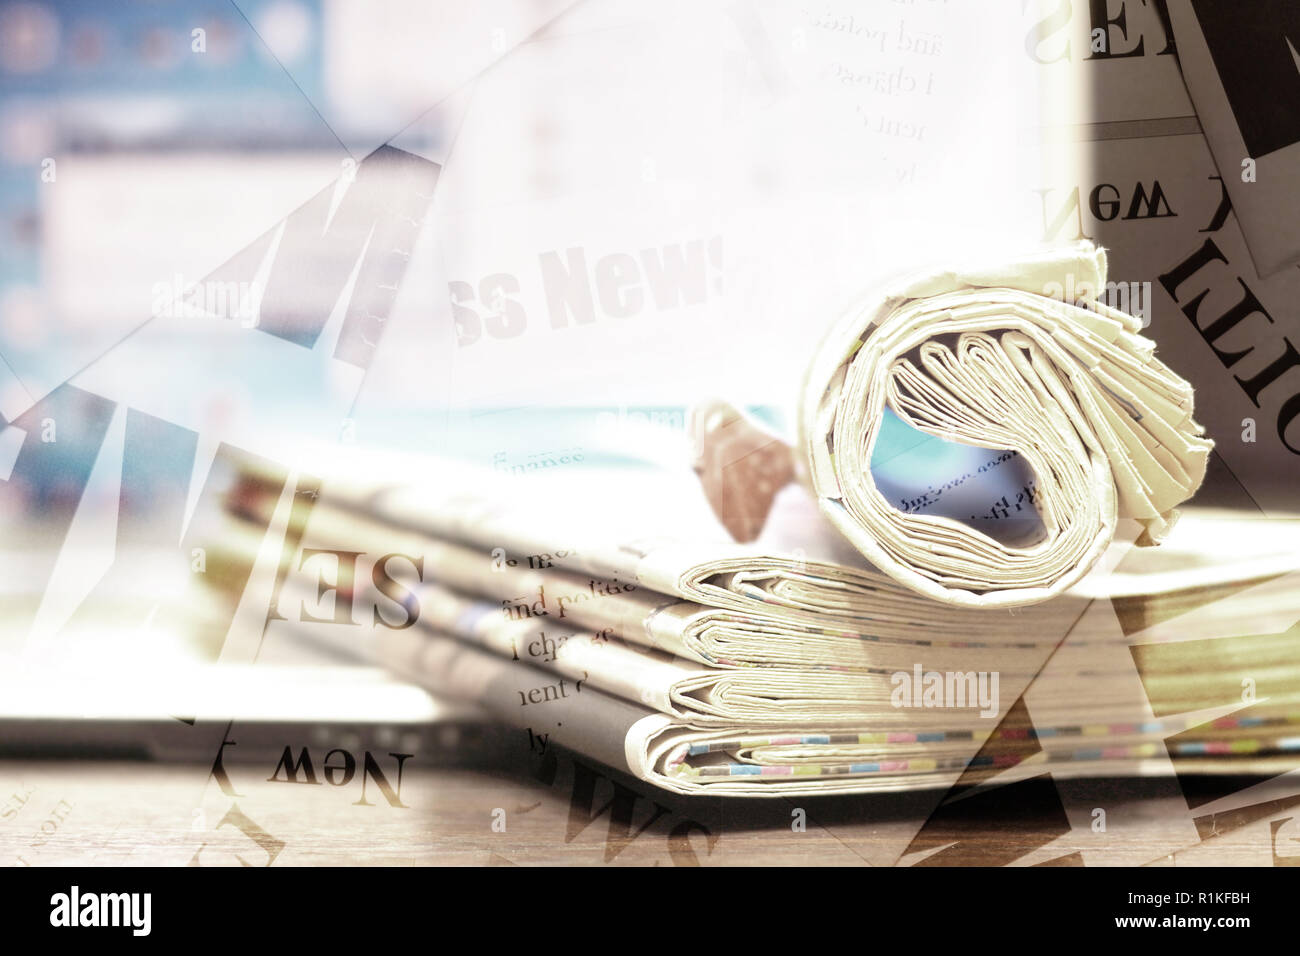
top-left (204, 439), bottom-right (1300, 797)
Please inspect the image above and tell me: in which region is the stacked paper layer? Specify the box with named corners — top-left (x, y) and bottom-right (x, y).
top-left (208, 441), bottom-right (1300, 797)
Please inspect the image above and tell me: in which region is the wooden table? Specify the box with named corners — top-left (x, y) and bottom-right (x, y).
top-left (6, 739), bottom-right (1297, 866)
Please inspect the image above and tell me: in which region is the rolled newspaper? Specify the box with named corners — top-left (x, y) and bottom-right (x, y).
top-left (797, 241), bottom-right (1214, 607)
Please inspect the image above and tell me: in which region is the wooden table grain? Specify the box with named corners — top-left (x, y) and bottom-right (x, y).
top-left (4, 743), bottom-right (1295, 866)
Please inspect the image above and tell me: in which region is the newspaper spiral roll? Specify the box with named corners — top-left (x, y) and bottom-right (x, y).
top-left (799, 242), bottom-right (1214, 608)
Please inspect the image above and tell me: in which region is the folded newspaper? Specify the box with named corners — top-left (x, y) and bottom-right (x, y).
top-left (797, 241), bottom-right (1214, 608)
top-left (211, 446), bottom-right (1300, 796)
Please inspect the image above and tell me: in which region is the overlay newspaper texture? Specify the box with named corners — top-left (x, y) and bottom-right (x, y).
top-left (1165, 0), bottom-right (1300, 278)
top-left (2, 0), bottom-right (1298, 867)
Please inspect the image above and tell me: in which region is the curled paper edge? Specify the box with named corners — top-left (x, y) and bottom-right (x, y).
top-left (795, 241), bottom-right (1206, 609)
